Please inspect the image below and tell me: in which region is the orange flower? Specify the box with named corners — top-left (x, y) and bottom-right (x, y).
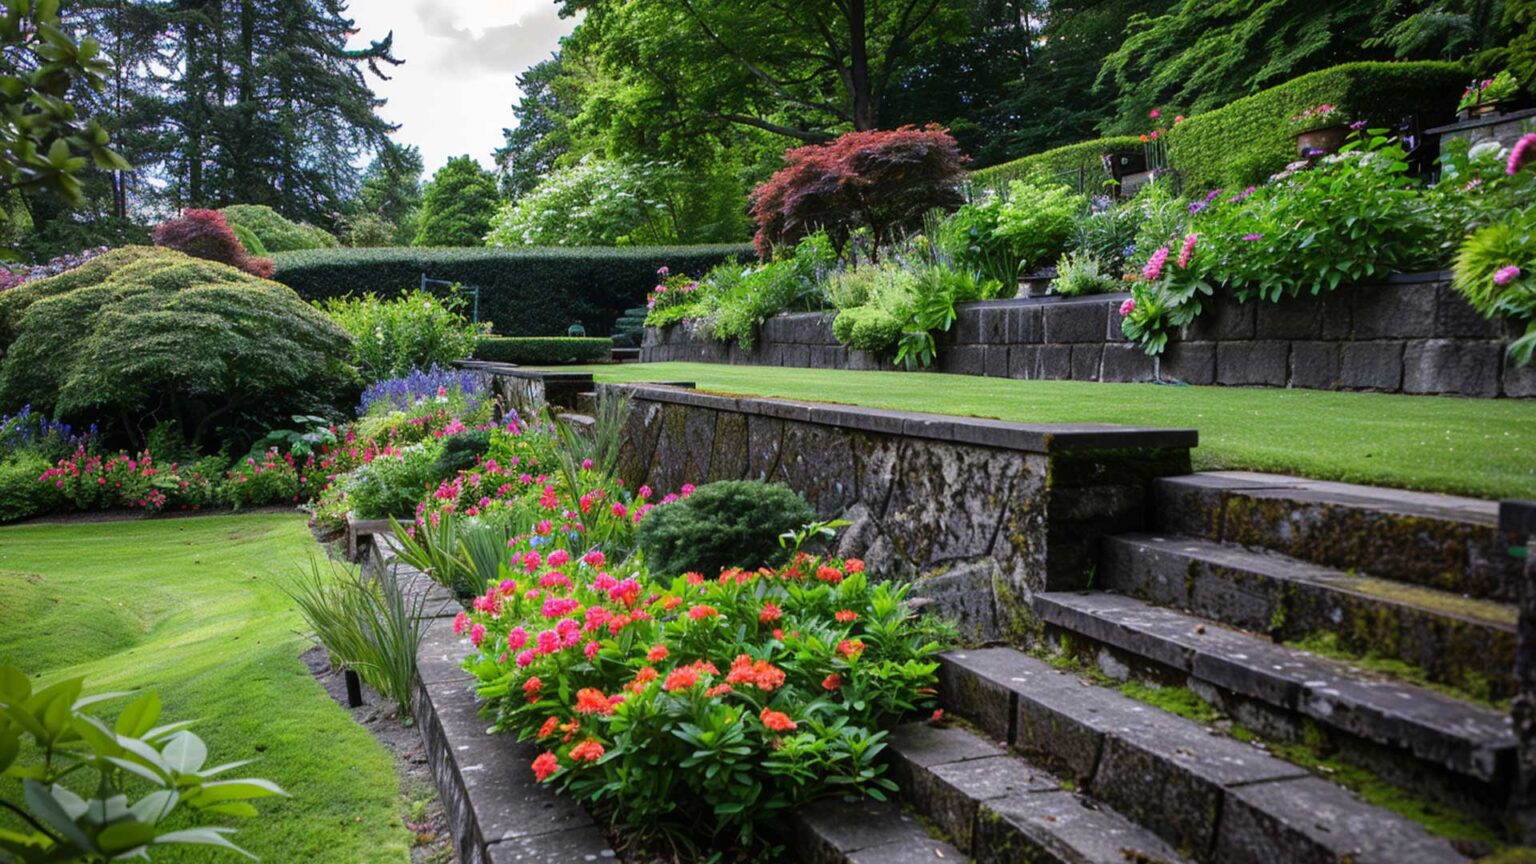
top-left (759, 708), bottom-right (797, 732)
top-left (759, 602), bottom-right (782, 623)
top-left (685, 572), bottom-right (705, 585)
top-left (838, 639), bottom-right (865, 659)
top-left (627, 666), bottom-right (658, 693)
top-left (816, 565), bottom-right (844, 584)
top-left (725, 655), bottom-right (787, 690)
top-left (687, 604), bottom-right (719, 620)
top-left (648, 644), bottom-right (670, 662)
top-left (664, 666), bottom-right (701, 692)
top-left (538, 716), bottom-right (560, 738)
top-left (531, 752), bottom-right (559, 781)
top-left (706, 683), bottom-right (734, 697)
top-left (559, 718), bottom-right (581, 742)
top-left (834, 609), bottom-right (858, 623)
top-left (570, 739), bottom-right (605, 762)
top-left (574, 687), bottom-right (615, 715)
top-left (822, 673), bottom-right (843, 691)
top-left (523, 676), bottom-right (543, 702)
top-left (662, 595), bottom-right (683, 611)
top-left (845, 559), bottom-right (865, 574)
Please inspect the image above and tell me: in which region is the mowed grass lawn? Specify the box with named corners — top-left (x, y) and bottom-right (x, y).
top-left (0, 513), bottom-right (410, 864)
top-left (565, 362), bottom-right (1536, 500)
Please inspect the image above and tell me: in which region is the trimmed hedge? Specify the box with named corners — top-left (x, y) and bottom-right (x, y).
top-left (271, 245), bottom-right (753, 336)
top-left (473, 336), bottom-right (613, 365)
top-left (970, 136), bottom-right (1145, 190)
top-left (1167, 61), bottom-right (1467, 191)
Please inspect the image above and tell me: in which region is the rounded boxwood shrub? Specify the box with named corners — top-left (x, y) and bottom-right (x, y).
top-left (473, 336), bottom-right (612, 365)
top-left (637, 480), bottom-right (816, 576)
top-left (220, 204), bottom-right (339, 252)
top-left (832, 305), bottom-right (902, 352)
top-left (433, 429), bottom-right (492, 477)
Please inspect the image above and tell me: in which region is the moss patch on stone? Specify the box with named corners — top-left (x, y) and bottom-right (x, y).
top-left (1289, 632), bottom-right (1507, 709)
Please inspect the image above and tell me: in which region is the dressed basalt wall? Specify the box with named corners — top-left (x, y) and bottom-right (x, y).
top-left (641, 272), bottom-right (1536, 398)
top-left (603, 383), bottom-right (1197, 641)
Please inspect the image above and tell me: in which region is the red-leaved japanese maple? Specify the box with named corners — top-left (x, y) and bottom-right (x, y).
top-left (749, 124), bottom-right (966, 259)
top-left (150, 209), bottom-right (275, 277)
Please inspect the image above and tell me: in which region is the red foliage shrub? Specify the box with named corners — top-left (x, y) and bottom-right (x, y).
top-left (749, 124), bottom-right (967, 258)
top-left (150, 209), bottom-right (275, 277)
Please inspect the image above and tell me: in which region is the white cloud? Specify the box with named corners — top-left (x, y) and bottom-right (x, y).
top-left (346, 0), bottom-right (578, 175)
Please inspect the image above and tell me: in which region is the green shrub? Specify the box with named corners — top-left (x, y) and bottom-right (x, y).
top-left (271, 245), bottom-right (752, 337)
top-left (1453, 208), bottom-right (1536, 366)
top-left (323, 288), bottom-right (481, 380)
top-left (995, 182), bottom-right (1088, 274)
top-left (1167, 61), bottom-right (1466, 191)
top-left (220, 204), bottom-right (339, 252)
top-left (970, 136), bottom-right (1144, 190)
top-left (415, 156), bottom-right (500, 247)
top-left (0, 453), bottom-right (53, 522)
top-left (1053, 251), bottom-right (1121, 296)
top-left (342, 440), bottom-right (445, 519)
top-left (831, 305), bottom-right (903, 352)
top-left (230, 222), bottom-right (269, 256)
top-left (0, 247), bottom-right (354, 451)
top-left (433, 429), bottom-right (492, 477)
top-left (637, 480), bottom-right (816, 576)
top-left (473, 336), bottom-right (613, 365)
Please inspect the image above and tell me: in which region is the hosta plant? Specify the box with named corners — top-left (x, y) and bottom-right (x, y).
top-left (0, 667), bottom-right (286, 862)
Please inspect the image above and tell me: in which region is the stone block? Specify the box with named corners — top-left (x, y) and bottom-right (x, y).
top-left (938, 650), bottom-right (1024, 743)
top-left (1216, 341), bottom-right (1289, 386)
top-left (910, 756), bottom-right (1057, 851)
top-left (1038, 345), bottom-right (1072, 379)
top-left (1008, 345), bottom-right (1039, 379)
top-left (1435, 282), bottom-right (1504, 338)
top-left (1338, 341), bottom-right (1404, 391)
top-left (974, 790), bottom-right (1193, 864)
top-left (1506, 358), bottom-right (1536, 398)
top-left (1070, 344), bottom-right (1103, 380)
top-left (1289, 341), bottom-right (1341, 390)
top-left (1100, 343), bottom-right (1157, 382)
top-left (1043, 301), bottom-right (1110, 343)
top-left (1007, 306), bottom-right (1043, 343)
top-left (953, 307), bottom-right (984, 343)
top-left (1352, 283), bottom-right (1436, 339)
top-left (487, 827), bottom-right (615, 863)
top-left (939, 345), bottom-right (986, 376)
top-left (1403, 339), bottom-right (1501, 397)
top-left (1162, 341), bottom-right (1215, 385)
top-left (1188, 300), bottom-right (1255, 341)
top-left (1256, 298), bottom-right (1324, 340)
top-left (983, 345), bottom-right (1011, 377)
top-left (979, 306), bottom-right (1009, 343)
top-left (781, 343), bottom-right (811, 367)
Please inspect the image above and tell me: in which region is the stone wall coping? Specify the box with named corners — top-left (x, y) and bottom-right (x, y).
top-left (1428, 107), bottom-right (1536, 136)
top-left (1500, 500), bottom-right (1536, 539)
top-left (455, 361), bottom-right (597, 385)
top-left (609, 382), bottom-right (1198, 453)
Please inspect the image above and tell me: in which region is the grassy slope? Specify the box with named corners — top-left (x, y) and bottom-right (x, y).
top-left (564, 362), bottom-right (1536, 500)
top-left (0, 514), bottom-right (410, 864)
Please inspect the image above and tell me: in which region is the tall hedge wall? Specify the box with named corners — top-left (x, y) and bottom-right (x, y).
top-left (1167, 61), bottom-right (1467, 191)
top-left (271, 245), bottom-right (753, 336)
top-left (970, 136), bottom-right (1145, 190)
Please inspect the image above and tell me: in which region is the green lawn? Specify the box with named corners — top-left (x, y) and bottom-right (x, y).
top-left (0, 514), bottom-right (410, 864)
top-left (564, 362), bottom-right (1536, 500)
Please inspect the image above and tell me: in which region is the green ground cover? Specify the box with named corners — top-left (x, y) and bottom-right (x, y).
top-left (565, 362), bottom-right (1536, 500)
top-left (0, 513), bottom-right (410, 864)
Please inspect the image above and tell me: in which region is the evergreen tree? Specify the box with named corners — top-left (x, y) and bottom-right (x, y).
top-left (413, 156), bottom-right (500, 247)
top-left (356, 142), bottom-right (424, 244)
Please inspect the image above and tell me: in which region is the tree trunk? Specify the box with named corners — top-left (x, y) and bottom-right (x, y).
top-left (848, 0), bottom-right (875, 130)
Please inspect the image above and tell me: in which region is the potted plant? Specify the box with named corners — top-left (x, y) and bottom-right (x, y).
top-left (1458, 71), bottom-right (1522, 119)
top-left (1289, 104), bottom-right (1349, 157)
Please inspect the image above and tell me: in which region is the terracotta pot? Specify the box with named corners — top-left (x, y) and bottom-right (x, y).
top-left (1468, 100), bottom-right (1512, 119)
top-left (1294, 124), bottom-right (1350, 158)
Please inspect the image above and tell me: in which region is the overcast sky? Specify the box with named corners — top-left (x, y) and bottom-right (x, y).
top-left (347, 0), bottom-right (579, 175)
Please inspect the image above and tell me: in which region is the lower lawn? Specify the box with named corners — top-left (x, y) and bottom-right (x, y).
top-left (0, 513), bottom-right (410, 864)
top-left (566, 362), bottom-right (1536, 501)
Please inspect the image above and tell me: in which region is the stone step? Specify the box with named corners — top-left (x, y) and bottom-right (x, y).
top-left (1155, 472), bottom-right (1521, 600)
top-left (938, 647), bottom-right (1469, 863)
top-left (884, 721), bottom-right (1194, 864)
top-left (787, 796), bottom-right (964, 864)
top-left (1034, 591), bottom-right (1515, 789)
top-left (1100, 532), bottom-right (1517, 701)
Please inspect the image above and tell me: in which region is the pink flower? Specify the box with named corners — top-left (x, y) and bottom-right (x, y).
top-left (516, 650), bottom-right (536, 668)
top-left (1149, 108), bottom-right (1161, 119)
top-left (1142, 246), bottom-right (1170, 282)
top-left (583, 550), bottom-right (606, 568)
top-left (1509, 134), bottom-right (1536, 176)
top-left (507, 626), bottom-right (529, 650)
top-left (584, 640), bottom-right (600, 660)
top-left (546, 549), bottom-right (570, 568)
top-left (1118, 297), bottom-right (1136, 317)
top-left (1494, 265), bottom-right (1522, 287)
top-left (1177, 233), bottom-right (1198, 269)
top-left (469, 623), bottom-right (487, 647)
top-left (453, 611), bottom-right (469, 635)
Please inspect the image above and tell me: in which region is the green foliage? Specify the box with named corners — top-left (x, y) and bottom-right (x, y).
top-left (0, 246), bottom-right (354, 450)
top-left (229, 222), bottom-right (268, 257)
top-left (1453, 208), bottom-right (1536, 365)
top-left (322, 288), bottom-right (480, 381)
top-left (485, 156), bottom-right (749, 247)
top-left (637, 481), bottom-right (817, 576)
top-left (339, 213), bottom-right (397, 248)
top-left (1052, 251), bottom-right (1121, 296)
top-left (220, 204), bottom-right (338, 252)
top-left (18, 215), bottom-right (150, 263)
top-left (272, 245), bottom-right (752, 337)
top-left (1070, 205), bottom-right (1143, 276)
top-left (831, 305), bottom-right (903, 353)
top-left (0, 666), bottom-right (287, 862)
top-left (0, 453), bottom-right (53, 523)
top-left (414, 156), bottom-right (501, 247)
top-left (433, 430), bottom-right (493, 477)
top-left (934, 196), bottom-right (1016, 285)
top-left (473, 336), bottom-right (613, 365)
top-left (1166, 62), bottom-right (1468, 190)
top-left (995, 182), bottom-right (1088, 274)
top-left (288, 559), bottom-right (432, 717)
top-left (339, 440), bottom-right (446, 519)
top-left (969, 136), bottom-right (1144, 190)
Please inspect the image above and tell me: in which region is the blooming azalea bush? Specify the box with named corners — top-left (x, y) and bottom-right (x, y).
top-left (459, 540), bottom-right (946, 854)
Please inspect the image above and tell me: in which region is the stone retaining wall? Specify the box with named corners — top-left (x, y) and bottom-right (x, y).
top-left (642, 272), bottom-right (1536, 398)
top-left (605, 382), bottom-right (1197, 641)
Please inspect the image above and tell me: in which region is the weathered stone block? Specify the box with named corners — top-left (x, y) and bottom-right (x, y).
top-left (1506, 358), bottom-right (1536, 398)
top-left (938, 345), bottom-right (986, 376)
top-left (983, 345), bottom-right (1011, 377)
top-left (1256, 298), bottom-right (1324, 340)
top-left (979, 306), bottom-right (1009, 343)
top-left (1338, 340), bottom-right (1404, 391)
top-left (1290, 341), bottom-right (1341, 390)
top-left (938, 650), bottom-right (1024, 743)
top-left (1006, 306), bottom-right (1043, 343)
top-left (1188, 300), bottom-right (1255, 341)
top-left (1403, 339), bottom-right (1501, 397)
top-left (1435, 283), bottom-right (1503, 338)
top-left (1162, 341), bottom-right (1215, 385)
top-left (1070, 344), bottom-right (1103, 379)
top-left (1216, 341), bottom-right (1289, 386)
top-left (974, 790), bottom-right (1193, 864)
top-left (1101, 343), bottom-right (1157, 382)
top-left (781, 342), bottom-right (811, 367)
top-left (1007, 345), bottom-right (1039, 379)
top-left (1043, 301), bottom-right (1110, 343)
top-left (953, 307), bottom-right (985, 343)
top-left (1352, 283), bottom-right (1437, 339)
top-left (1038, 344), bottom-right (1072, 379)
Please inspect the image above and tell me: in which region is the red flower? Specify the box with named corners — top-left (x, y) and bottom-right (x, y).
top-left (706, 684), bottom-right (734, 697)
top-left (538, 716), bottom-right (560, 738)
top-left (532, 752), bottom-right (559, 781)
top-left (628, 666), bottom-right (659, 693)
top-left (687, 604), bottom-right (719, 620)
top-left (844, 559), bottom-right (865, 574)
top-left (523, 677), bottom-right (543, 701)
top-left (837, 639), bottom-right (865, 660)
top-left (815, 565), bottom-right (844, 584)
top-left (725, 655), bottom-right (787, 691)
top-left (647, 644), bottom-right (670, 662)
top-left (834, 609), bottom-right (858, 623)
top-left (759, 708), bottom-right (797, 732)
top-left (822, 673), bottom-right (843, 691)
top-left (664, 666), bottom-right (701, 692)
top-left (759, 602), bottom-right (782, 623)
top-left (930, 708), bottom-right (946, 725)
top-left (574, 687), bottom-right (615, 715)
top-left (570, 739), bottom-right (605, 762)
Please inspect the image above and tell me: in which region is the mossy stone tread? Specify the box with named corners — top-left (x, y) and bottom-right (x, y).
top-left (886, 722), bottom-right (1193, 864)
top-left (1100, 532), bottom-right (1517, 699)
top-left (938, 648), bottom-right (1472, 862)
top-left (787, 796), bottom-right (964, 864)
top-left (1155, 471), bottom-right (1519, 600)
top-left (1034, 590), bottom-right (1514, 784)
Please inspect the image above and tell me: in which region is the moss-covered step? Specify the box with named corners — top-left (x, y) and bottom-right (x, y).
top-left (937, 647), bottom-right (1470, 863)
top-left (1033, 591), bottom-right (1514, 789)
top-left (1155, 472), bottom-right (1520, 600)
top-left (883, 722), bottom-right (1193, 864)
top-left (1100, 532), bottom-right (1517, 701)
top-left (786, 794), bottom-right (963, 864)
